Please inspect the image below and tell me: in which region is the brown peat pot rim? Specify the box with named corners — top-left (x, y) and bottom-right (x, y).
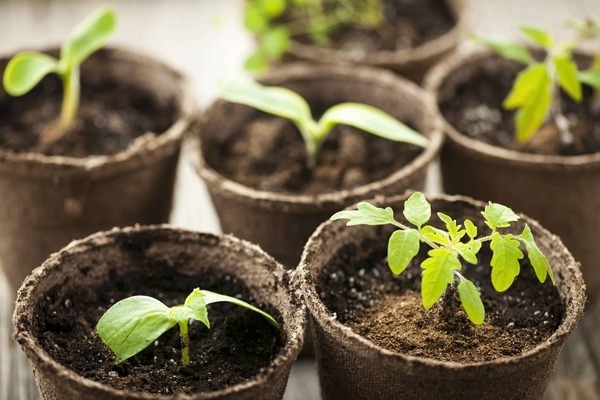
top-left (0, 46), bottom-right (196, 180)
top-left (287, 0), bottom-right (471, 68)
top-left (424, 47), bottom-right (600, 171)
top-left (192, 63), bottom-right (444, 212)
top-left (298, 193), bottom-right (586, 376)
top-left (13, 225), bottom-right (307, 400)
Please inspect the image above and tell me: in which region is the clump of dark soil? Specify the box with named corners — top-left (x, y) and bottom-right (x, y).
top-left (35, 266), bottom-right (282, 395)
top-left (317, 238), bottom-right (564, 363)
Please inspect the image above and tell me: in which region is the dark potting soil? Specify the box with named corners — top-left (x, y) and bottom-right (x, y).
top-left (34, 265), bottom-right (282, 395)
top-left (440, 67), bottom-right (600, 156)
top-left (317, 238), bottom-right (564, 363)
top-left (294, 0), bottom-right (454, 54)
top-left (210, 113), bottom-right (422, 195)
top-left (0, 74), bottom-right (175, 157)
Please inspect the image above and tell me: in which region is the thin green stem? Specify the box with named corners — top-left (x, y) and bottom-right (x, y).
top-left (60, 64), bottom-right (80, 127)
top-left (179, 319), bottom-right (190, 367)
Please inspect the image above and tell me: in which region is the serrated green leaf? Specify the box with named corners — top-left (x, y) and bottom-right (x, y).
top-left (403, 192), bottom-right (431, 228)
top-left (388, 229), bottom-right (420, 274)
top-left (457, 278), bottom-right (485, 324)
top-left (503, 63), bottom-right (549, 109)
top-left (554, 55), bottom-right (582, 102)
top-left (201, 290), bottom-right (279, 328)
top-left (61, 6), bottom-right (116, 65)
top-left (457, 242), bottom-right (478, 265)
top-left (481, 202), bottom-right (520, 230)
top-left (469, 239), bottom-right (482, 254)
top-left (518, 225), bottom-right (555, 284)
top-left (315, 103), bottom-right (428, 147)
top-left (490, 233), bottom-right (524, 292)
top-left (3, 52), bottom-right (60, 96)
top-left (473, 35), bottom-right (533, 64)
top-left (97, 296), bottom-right (176, 364)
top-left (331, 201), bottom-right (396, 226)
top-left (261, 27), bottom-right (291, 60)
top-left (437, 212), bottom-right (465, 242)
top-left (421, 248), bottom-right (460, 309)
top-left (464, 219), bottom-right (478, 239)
top-left (521, 25), bottom-right (554, 48)
top-left (218, 79), bottom-right (312, 125)
top-left (421, 225), bottom-right (451, 246)
top-left (578, 69), bottom-right (600, 89)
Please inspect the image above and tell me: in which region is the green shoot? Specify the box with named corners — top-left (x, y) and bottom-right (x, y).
top-left (96, 288), bottom-right (279, 367)
top-left (331, 192), bottom-right (554, 325)
top-left (244, 0), bottom-right (388, 71)
top-left (474, 19), bottom-right (600, 143)
top-left (219, 79), bottom-right (428, 168)
top-left (2, 7), bottom-right (116, 141)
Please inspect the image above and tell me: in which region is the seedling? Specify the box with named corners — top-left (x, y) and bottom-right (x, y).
top-left (331, 192), bottom-right (555, 325)
top-left (244, 0), bottom-right (389, 71)
top-left (96, 288), bottom-right (279, 367)
top-left (2, 7), bottom-right (116, 145)
top-left (474, 19), bottom-right (600, 143)
top-left (219, 79), bottom-right (428, 168)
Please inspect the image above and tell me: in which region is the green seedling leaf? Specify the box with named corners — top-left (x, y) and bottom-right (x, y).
top-left (218, 79), bottom-right (312, 125)
top-left (578, 70), bottom-right (600, 89)
top-left (403, 192), bottom-right (431, 228)
top-left (97, 296), bottom-right (175, 364)
top-left (244, 52), bottom-right (269, 72)
top-left (519, 225), bottom-right (555, 284)
top-left (457, 277), bottom-right (485, 325)
top-left (3, 52), bottom-right (60, 96)
top-left (421, 248), bottom-right (460, 309)
top-left (244, 3), bottom-right (269, 32)
top-left (473, 35), bottom-right (533, 65)
top-left (97, 288), bottom-right (279, 367)
top-left (315, 103), bottom-right (428, 147)
top-left (421, 225), bottom-right (451, 246)
top-left (521, 25), bottom-right (554, 47)
top-left (61, 6), bottom-right (116, 65)
top-left (388, 229), bottom-right (420, 274)
top-left (456, 242), bottom-right (478, 265)
top-left (481, 202), bottom-right (520, 230)
top-left (514, 89), bottom-right (552, 142)
top-left (503, 63), bottom-right (550, 109)
top-left (490, 233), bottom-right (524, 292)
top-left (437, 212), bottom-right (465, 242)
top-left (331, 202), bottom-right (396, 226)
top-left (554, 55), bottom-right (582, 101)
top-left (464, 219), bottom-right (478, 239)
top-left (261, 27), bottom-right (291, 59)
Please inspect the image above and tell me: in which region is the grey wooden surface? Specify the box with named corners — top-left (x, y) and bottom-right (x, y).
top-left (1, 0), bottom-right (599, 399)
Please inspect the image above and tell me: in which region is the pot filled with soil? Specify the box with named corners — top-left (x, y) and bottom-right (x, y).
top-left (424, 45), bottom-right (600, 303)
top-left (0, 43), bottom-right (193, 292)
top-left (298, 192), bottom-right (585, 400)
top-left (13, 225), bottom-right (306, 400)
top-left (245, 0), bottom-right (470, 82)
top-left (193, 63), bottom-right (443, 269)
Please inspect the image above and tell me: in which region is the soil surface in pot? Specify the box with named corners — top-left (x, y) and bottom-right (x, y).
top-left (317, 237), bottom-right (564, 363)
top-left (34, 262), bottom-right (282, 394)
top-left (208, 113), bottom-right (423, 195)
top-left (440, 67), bottom-right (600, 156)
top-left (0, 74), bottom-right (176, 157)
top-left (293, 0), bottom-right (454, 53)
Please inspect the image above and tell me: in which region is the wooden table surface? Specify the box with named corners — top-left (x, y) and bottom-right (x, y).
top-left (1, 0), bottom-right (599, 399)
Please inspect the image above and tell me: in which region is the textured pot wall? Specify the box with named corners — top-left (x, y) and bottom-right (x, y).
top-left (282, 0), bottom-right (470, 82)
top-left (0, 47), bottom-right (193, 292)
top-left (196, 63), bottom-right (443, 269)
top-left (14, 227), bottom-right (306, 400)
top-left (299, 194), bottom-right (585, 400)
top-left (425, 50), bottom-right (600, 304)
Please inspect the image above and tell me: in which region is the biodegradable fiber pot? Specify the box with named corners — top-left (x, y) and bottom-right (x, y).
top-left (281, 0), bottom-right (470, 82)
top-left (0, 47), bottom-right (194, 292)
top-left (298, 193), bottom-right (585, 400)
top-left (424, 49), bottom-right (600, 303)
top-left (13, 226), bottom-right (306, 400)
top-left (194, 63), bottom-right (443, 268)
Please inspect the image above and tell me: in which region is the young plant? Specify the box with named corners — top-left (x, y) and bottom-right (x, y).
top-left (2, 7), bottom-right (116, 144)
top-left (331, 192), bottom-right (555, 325)
top-left (474, 19), bottom-right (600, 143)
top-left (244, 0), bottom-right (389, 71)
top-left (219, 79), bottom-right (428, 168)
top-left (96, 288), bottom-right (279, 367)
